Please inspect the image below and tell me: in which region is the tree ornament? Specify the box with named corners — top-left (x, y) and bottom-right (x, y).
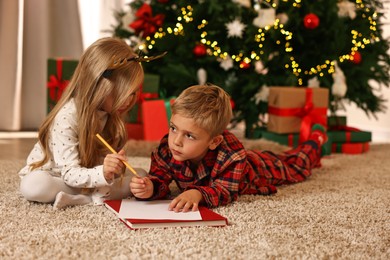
top-left (232, 0), bottom-right (251, 8)
top-left (308, 76), bottom-right (320, 88)
top-left (122, 9), bottom-right (135, 32)
top-left (129, 3), bottom-right (165, 37)
top-left (219, 56), bottom-right (234, 71)
top-left (197, 68), bottom-right (207, 85)
top-left (157, 0), bottom-right (170, 3)
top-left (254, 60), bottom-right (268, 74)
top-left (332, 61), bottom-right (347, 98)
top-left (193, 44), bottom-right (207, 57)
top-left (351, 51), bottom-right (362, 64)
top-left (276, 13), bottom-right (289, 25)
top-left (230, 99), bottom-right (236, 110)
top-left (225, 19), bottom-right (246, 38)
top-left (253, 8), bottom-right (276, 28)
top-left (253, 85), bottom-right (269, 105)
top-left (337, 0), bottom-right (356, 19)
top-left (303, 13), bottom-right (320, 29)
top-left (239, 60), bottom-right (250, 69)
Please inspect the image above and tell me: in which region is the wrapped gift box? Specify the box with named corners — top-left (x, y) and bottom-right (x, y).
top-left (328, 129), bottom-right (372, 143)
top-left (264, 130), bottom-right (332, 156)
top-left (331, 142), bottom-right (370, 154)
top-left (267, 87), bottom-right (329, 140)
top-left (327, 116), bottom-right (347, 127)
top-left (126, 99), bottom-right (174, 141)
top-left (125, 73), bottom-right (160, 123)
top-left (245, 127), bottom-right (263, 139)
top-left (248, 127), bottom-right (332, 155)
top-left (47, 58), bottom-right (78, 113)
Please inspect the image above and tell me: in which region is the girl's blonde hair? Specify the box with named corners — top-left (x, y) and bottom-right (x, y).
top-left (31, 37), bottom-right (144, 169)
top-left (171, 83), bottom-right (233, 137)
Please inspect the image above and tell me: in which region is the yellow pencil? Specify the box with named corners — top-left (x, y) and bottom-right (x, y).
top-left (96, 133), bottom-right (139, 177)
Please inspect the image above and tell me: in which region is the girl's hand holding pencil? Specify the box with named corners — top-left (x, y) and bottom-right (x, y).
top-left (96, 134), bottom-right (139, 182)
top-left (102, 149), bottom-right (127, 182)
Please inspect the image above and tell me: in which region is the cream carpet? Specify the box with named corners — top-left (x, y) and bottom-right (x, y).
top-left (1, 139), bottom-right (389, 259)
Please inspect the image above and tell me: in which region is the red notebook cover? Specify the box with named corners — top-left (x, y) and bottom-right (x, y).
top-left (104, 199), bottom-right (228, 229)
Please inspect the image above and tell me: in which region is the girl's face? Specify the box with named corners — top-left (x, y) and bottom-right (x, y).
top-left (101, 90), bottom-right (138, 114)
top-left (168, 114), bottom-right (222, 164)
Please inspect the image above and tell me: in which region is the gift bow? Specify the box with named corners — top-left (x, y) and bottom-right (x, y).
top-left (129, 3), bottom-right (165, 37)
top-left (47, 59), bottom-right (69, 102)
top-left (268, 88), bottom-right (327, 143)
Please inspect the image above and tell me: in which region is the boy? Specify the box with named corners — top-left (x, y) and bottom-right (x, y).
top-left (130, 84), bottom-right (327, 212)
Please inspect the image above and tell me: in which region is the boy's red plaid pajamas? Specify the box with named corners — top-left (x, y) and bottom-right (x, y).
top-left (148, 130), bottom-right (321, 208)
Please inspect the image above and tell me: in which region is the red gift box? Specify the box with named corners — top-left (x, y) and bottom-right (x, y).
top-left (331, 142), bottom-right (370, 154)
top-left (126, 99), bottom-right (174, 141)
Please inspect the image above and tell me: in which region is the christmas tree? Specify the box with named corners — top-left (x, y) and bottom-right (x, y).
top-left (112, 0), bottom-right (390, 134)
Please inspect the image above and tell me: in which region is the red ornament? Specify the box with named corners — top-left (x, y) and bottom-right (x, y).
top-left (230, 99), bottom-right (236, 110)
top-left (239, 61), bottom-right (250, 69)
top-left (303, 13), bottom-right (320, 29)
top-left (129, 3), bottom-right (165, 38)
top-left (193, 44), bottom-right (207, 57)
top-left (351, 51), bottom-right (362, 64)
top-left (157, 0), bottom-right (169, 3)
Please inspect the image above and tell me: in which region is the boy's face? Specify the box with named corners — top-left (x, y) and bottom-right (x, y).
top-left (168, 114), bottom-right (222, 164)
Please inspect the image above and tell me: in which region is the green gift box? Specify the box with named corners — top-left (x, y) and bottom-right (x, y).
top-left (328, 130), bottom-right (371, 143)
top-left (248, 127), bottom-right (332, 155)
top-left (245, 127), bottom-right (263, 139)
top-left (125, 73), bottom-right (160, 123)
top-left (327, 116), bottom-right (347, 127)
top-left (47, 58), bottom-right (78, 113)
top-left (262, 130), bottom-right (300, 148)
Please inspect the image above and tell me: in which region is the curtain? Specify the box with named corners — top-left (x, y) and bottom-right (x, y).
top-left (0, 0), bottom-right (23, 130)
top-left (0, 0), bottom-right (83, 131)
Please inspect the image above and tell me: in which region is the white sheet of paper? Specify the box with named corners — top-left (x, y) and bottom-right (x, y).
top-left (118, 199), bottom-right (202, 220)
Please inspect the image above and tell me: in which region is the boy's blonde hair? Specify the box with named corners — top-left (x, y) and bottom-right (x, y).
top-left (31, 37), bottom-right (144, 169)
top-left (171, 84), bottom-right (233, 137)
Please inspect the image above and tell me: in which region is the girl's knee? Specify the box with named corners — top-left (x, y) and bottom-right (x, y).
top-left (20, 172), bottom-right (58, 203)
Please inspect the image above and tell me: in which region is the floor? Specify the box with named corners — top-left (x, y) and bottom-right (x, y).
top-left (0, 138), bottom-right (37, 160)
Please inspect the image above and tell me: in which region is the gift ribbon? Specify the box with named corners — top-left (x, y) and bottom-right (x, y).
top-left (288, 134), bottom-right (294, 147)
top-left (129, 3), bottom-right (165, 37)
top-left (47, 59), bottom-right (69, 102)
top-left (268, 88), bottom-right (327, 143)
top-left (139, 83), bottom-right (159, 103)
top-left (139, 92), bottom-right (159, 101)
top-left (329, 125), bottom-right (361, 142)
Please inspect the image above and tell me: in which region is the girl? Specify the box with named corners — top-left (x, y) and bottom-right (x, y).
top-left (19, 37), bottom-right (148, 209)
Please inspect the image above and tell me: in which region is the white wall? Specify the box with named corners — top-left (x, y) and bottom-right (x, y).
top-left (78, 0), bottom-right (127, 49)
